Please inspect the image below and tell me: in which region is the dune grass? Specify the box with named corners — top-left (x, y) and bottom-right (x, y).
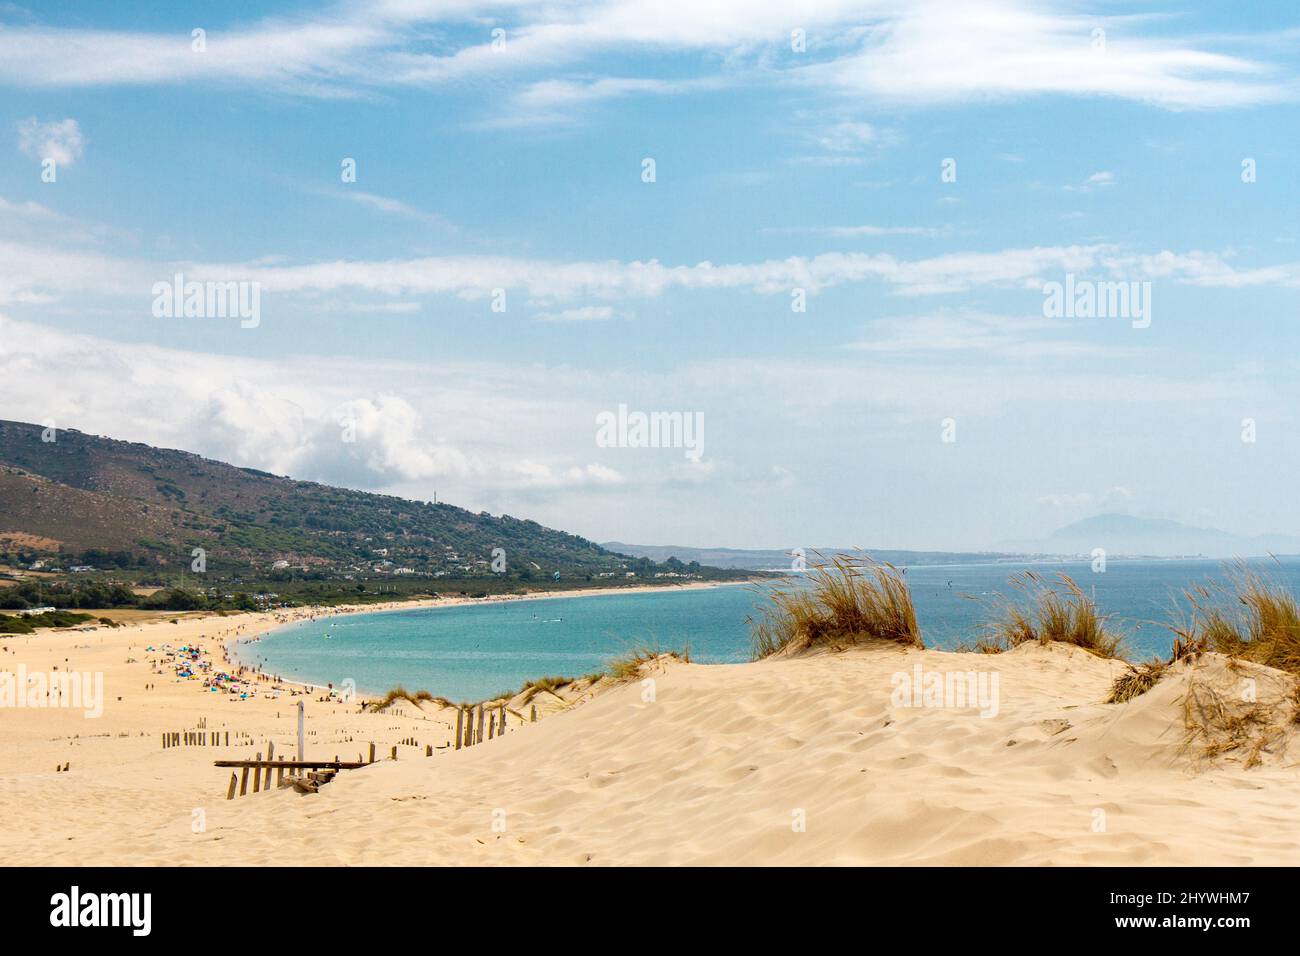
top-left (366, 686), bottom-right (435, 711)
top-left (604, 645), bottom-right (689, 681)
top-left (1106, 568), bottom-right (1300, 732)
top-left (1105, 662), bottom-right (1167, 703)
top-left (1175, 569), bottom-right (1300, 676)
top-left (749, 554), bottom-right (922, 660)
top-left (979, 570), bottom-right (1123, 659)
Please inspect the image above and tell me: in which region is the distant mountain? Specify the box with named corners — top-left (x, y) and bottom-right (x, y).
top-left (0, 420), bottom-right (743, 582)
top-left (1002, 513), bottom-right (1300, 559)
top-left (601, 542), bottom-right (1028, 571)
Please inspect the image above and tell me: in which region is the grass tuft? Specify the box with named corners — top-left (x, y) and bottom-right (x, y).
top-left (603, 645), bottom-right (688, 681)
top-left (980, 571), bottom-right (1123, 659)
top-left (748, 553), bottom-right (922, 660)
top-left (366, 685), bottom-right (436, 711)
top-left (1174, 567), bottom-right (1300, 676)
top-left (1105, 662), bottom-right (1167, 704)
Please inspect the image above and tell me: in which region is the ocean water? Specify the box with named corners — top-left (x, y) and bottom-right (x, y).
top-left (241, 557), bottom-right (1300, 701)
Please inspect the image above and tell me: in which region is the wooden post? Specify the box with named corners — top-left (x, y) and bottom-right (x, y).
top-left (476, 705), bottom-right (485, 744)
top-left (500, 705), bottom-right (506, 734)
top-left (253, 752), bottom-right (261, 793)
top-left (227, 772), bottom-right (237, 800)
top-left (162, 733), bottom-right (166, 750)
top-left (391, 745), bottom-right (397, 760)
top-left (455, 708), bottom-right (463, 751)
top-left (426, 744), bottom-right (432, 757)
top-left (265, 742), bottom-right (275, 790)
top-left (225, 730), bottom-right (229, 747)
top-left (297, 700), bottom-right (305, 763)
top-left (368, 742), bottom-right (376, 764)
top-left (488, 712), bottom-right (495, 739)
top-left (239, 766), bottom-right (249, 796)
top-left (530, 704), bottom-right (537, 723)
top-left (276, 762), bottom-right (284, 787)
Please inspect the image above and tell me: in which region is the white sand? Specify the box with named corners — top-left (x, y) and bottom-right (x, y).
top-left (3, 603), bottom-right (1299, 866)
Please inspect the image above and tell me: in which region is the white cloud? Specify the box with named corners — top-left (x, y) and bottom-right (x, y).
top-left (0, 1), bottom-right (1288, 114)
top-left (504, 461), bottom-right (626, 489)
top-left (1065, 169), bottom-right (1115, 191)
top-left (0, 313), bottom-right (631, 498)
top-left (484, 75), bottom-right (723, 128)
top-left (814, 120), bottom-right (879, 152)
top-left (799, 2), bottom-right (1294, 110)
top-left (6, 236), bottom-right (1300, 315)
top-left (534, 305), bottom-right (621, 322)
top-left (847, 308), bottom-right (1142, 358)
top-left (333, 190), bottom-right (453, 227)
top-left (764, 224), bottom-right (946, 239)
top-left (16, 117), bottom-right (83, 166)
top-left (1037, 486), bottom-right (1135, 509)
top-left (2, 310), bottom-right (1286, 548)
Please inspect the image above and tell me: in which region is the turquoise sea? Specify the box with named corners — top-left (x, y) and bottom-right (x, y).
top-left (240, 557), bottom-right (1300, 701)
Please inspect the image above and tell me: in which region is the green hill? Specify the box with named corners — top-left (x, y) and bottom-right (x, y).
top-left (0, 420), bottom-right (741, 590)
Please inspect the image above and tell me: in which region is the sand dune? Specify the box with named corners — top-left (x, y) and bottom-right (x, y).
top-left (3, 609), bottom-right (1299, 866)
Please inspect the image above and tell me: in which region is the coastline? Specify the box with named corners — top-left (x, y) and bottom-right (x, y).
top-left (5, 600), bottom-right (1299, 864)
top-left (224, 577), bottom-right (757, 693)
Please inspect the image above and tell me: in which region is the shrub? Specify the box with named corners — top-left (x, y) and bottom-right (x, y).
top-left (749, 554), bottom-right (922, 659)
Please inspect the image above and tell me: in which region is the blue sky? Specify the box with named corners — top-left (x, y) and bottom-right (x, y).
top-left (2, 1), bottom-right (1299, 550)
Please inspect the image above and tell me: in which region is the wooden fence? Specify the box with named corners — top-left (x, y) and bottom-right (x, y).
top-left (161, 729), bottom-right (251, 749)
top-left (454, 701), bottom-right (536, 750)
top-left (216, 737), bottom-right (436, 798)
top-left (203, 695), bottom-right (540, 800)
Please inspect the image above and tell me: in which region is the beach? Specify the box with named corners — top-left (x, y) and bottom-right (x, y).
top-left (3, 592), bottom-right (1299, 866)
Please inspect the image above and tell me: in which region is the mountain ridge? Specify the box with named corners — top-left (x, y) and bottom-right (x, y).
top-left (601, 541), bottom-right (1031, 570)
top-left (1004, 512), bottom-right (1300, 559)
top-left (609, 513), bottom-right (1300, 568)
top-left (0, 420), bottom-right (744, 583)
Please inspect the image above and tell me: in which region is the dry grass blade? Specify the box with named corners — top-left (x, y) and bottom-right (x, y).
top-left (980, 570), bottom-right (1124, 659)
top-left (1171, 564), bottom-right (1300, 676)
top-left (1180, 677), bottom-right (1282, 769)
top-left (1105, 662), bottom-right (1166, 704)
top-left (748, 553), bottom-right (922, 660)
top-left (604, 645), bottom-right (689, 681)
top-left (366, 685), bottom-right (435, 711)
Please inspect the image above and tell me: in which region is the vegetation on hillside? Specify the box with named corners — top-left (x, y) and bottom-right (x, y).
top-left (0, 420), bottom-right (751, 595)
top-left (0, 609), bottom-right (97, 634)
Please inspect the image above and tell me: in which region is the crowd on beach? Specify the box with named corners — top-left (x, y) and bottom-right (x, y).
top-left (142, 605), bottom-right (365, 706)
